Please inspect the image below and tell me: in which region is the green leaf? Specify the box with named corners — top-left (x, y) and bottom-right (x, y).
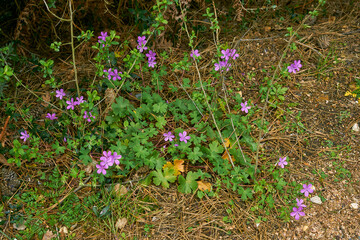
top-left (52, 141), bottom-right (65, 155)
top-left (112, 96), bottom-right (134, 118)
top-left (188, 147), bottom-right (203, 162)
top-left (178, 171), bottom-right (199, 194)
top-left (155, 116), bottom-right (167, 129)
top-left (151, 168), bottom-right (176, 188)
top-left (79, 147), bottom-right (92, 165)
top-left (209, 141), bottom-right (223, 153)
top-left (153, 102), bottom-right (167, 114)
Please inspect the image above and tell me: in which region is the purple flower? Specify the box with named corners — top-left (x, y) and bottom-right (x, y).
top-left (278, 156), bottom-right (288, 168)
top-left (174, 144), bottom-right (179, 147)
top-left (46, 113), bottom-right (58, 120)
top-left (293, 60), bottom-right (302, 71)
top-left (96, 164), bottom-right (107, 175)
top-left (214, 61), bottom-right (230, 72)
top-left (296, 198), bottom-right (306, 208)
top-left (179, 131), bottom-right (191, 143)
top-left (55, 89), bottom-right (66, 100)
top-left (98, 32), bottom-right (108, 42)
top-left (221, 49), bottom-right (231, 61)
top-left (83, 111), bottom-right (96, 122)
top-left (190, 49), bottom-right (200, 60)
top-left (241, 101), bottom-right (251, 113)
top-left (163, 132), bottom-right (175, 142)
top-left (98, 32), bottom-right (108, 47)
top-left (66, 98), bottom-right (76, 110)
top-left (137, 36), bottom-right (148, 53)
top-left (300, 184), bottom-right (314, 197)
top-left (100, 151), bottom-right (113, 168)
top-left (64, 137), bottom-right (67, 142)
top-left (110, 69), bottom-right (122, 81)
top-left (148, 60), bottom-right (156, 68)
top-left (288, 60), bottom-right (302, 74)
top-left (20, 130), bottom-right (30, 142)
top-left (103, 68), bottom-right (112, 80)
top-left (146, 50), bottom-right (156, 61)
top-left (112, 152), bottom-right (122, 165)
top-left (75, 96), bottom-right (86, 105)
top-left (290, 207), bottom-right (305, 220)
top-left (230, 49), bottom-right (239, 60)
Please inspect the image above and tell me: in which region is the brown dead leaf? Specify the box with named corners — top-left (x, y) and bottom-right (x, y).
top-left (197, 180), bottom-right (212, 191)
top-left (59, 226), bottom-right (68, 239)
top-left (42, 92), bottom-right (51, 107)
top-left (115, 218), bottom-right (128, 230)
top-left (163, 159), bottom-right (184, 176)
top-left (264, 26), bottom-right (271, 32)
top-left (113, 184), bottom-right (128, 197)
top-left (0, 154), bottom-right (12, 167)
top-left (222, 151), bottom-right (235, 164)
top-left (42, 230), bottom-right (56, 240)
top-left (224, 138), bottom-right (230, 148)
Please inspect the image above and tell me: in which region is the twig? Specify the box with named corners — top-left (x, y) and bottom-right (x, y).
top-left (68, 0), bottom-right (80, 96)
top-left (0, 116), bottom-right (10, 142)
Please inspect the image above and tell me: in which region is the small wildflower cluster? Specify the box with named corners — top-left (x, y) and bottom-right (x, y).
top-left (241, 101), bottom-right (251, 113)
top-left (287, 60), bottom-right (302, 74)
top-left (96, 151), bottom-right (122, 175)
top-left (163, 131), bottom-right (191, 148)
top-left (20, 130), bottom-right (30, 142)
top-left (65, 95), bottom-right (86, 110)
top-left (214, 48), bottom-right (239, 72)
top-left (277, 157), bottom-right (314, 220)
top-left (190, 49), bottom-right (200, 60)
top-left (103, 68), bottom-right (122, 81)
top-left (98, 32), bottom-right (108, 47)
top-left (83, 111), bottom-right (96, 122)
top-left (146, 50), bottom-right (156, 68)
top-left (137, 36), bottom-right (148, 53)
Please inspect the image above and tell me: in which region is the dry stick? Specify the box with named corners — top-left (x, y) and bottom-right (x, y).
top-left (179, 3), bottom-right (235, 167)
top-left (68, 0), bottom-right (80, 96)
top-left (0, 116), bottom-right (10, 142)
top-left (254, 3), bottom-right (324, 179)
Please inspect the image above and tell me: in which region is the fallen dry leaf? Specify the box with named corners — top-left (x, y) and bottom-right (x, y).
top-left (115, 218), bottom-right (127, 230)
top-left (42, 230), bottom-right (56, 240)
top-left (113, 184), bottom-right (128, 197)
top-left (197, 180), bottom-right (212, 191)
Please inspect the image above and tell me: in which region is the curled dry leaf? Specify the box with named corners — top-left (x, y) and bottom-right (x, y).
top-left (42, 230), bottom-right (56, 240)
top-left (113, 183), bottom-right (128, 197)
top-left (115, 217), bottom-right (127, 230)
top-left (197, 180), bottom-right (212, 192)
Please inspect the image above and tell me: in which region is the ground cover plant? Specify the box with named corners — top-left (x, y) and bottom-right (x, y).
top-left (0, 0), bottom-right (359, 239)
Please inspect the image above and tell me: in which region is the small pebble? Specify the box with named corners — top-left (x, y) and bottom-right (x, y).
top-left (310, 196), bottom-right (322, 204)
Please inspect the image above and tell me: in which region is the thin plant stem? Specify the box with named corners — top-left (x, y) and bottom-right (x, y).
top-left (68, 0), bottom-right (80, 96)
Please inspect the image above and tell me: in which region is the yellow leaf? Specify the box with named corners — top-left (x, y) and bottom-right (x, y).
top-left (222, 151), bottom-right (235, 164)
top-left (197, 180), bottom-right (212, 191)
top-left (224, 138), bottom-right (230, 148)
top-left (173, 159), bottom-right (185, 174)
top-left (162, 159), bottom-right (184, 176)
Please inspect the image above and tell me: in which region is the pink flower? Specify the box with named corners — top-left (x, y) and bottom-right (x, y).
top-left (46, 113), bottom-right (58, 120)
top-left (278, 156), bottom-right (288, 168)
top-left (300, 184), bottom-right (314, 197)
top-left (179, 131), bottom-right (191, 143)
top-left (75, 96), bottom-right (86, 105)
top-left (55, 89), bottom-right (66, 99)
top-left (20, 130), bottom-right (30, 142)
top-left (290, 207), bottom-right (305, 220)
top-left (66, 98), bottom-right (76, 110)
top-left (296, 198), bottom-right (306, 208)
top-left (163, 132), bottom-right (175, 142)
top-left (190, 49), bottom-right (200, 60)
top-left (96, 164), bottom-right (107, 175)
top-left (241, 101), bottom-right (251, 113)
